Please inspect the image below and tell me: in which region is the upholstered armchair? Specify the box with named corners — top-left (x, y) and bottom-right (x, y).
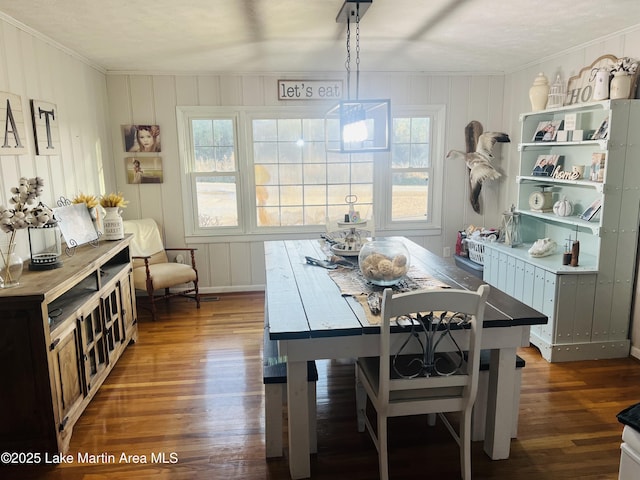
top-left (123, 218), bottom-right (200, 321)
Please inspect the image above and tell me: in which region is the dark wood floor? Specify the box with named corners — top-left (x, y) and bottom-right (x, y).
top-left (8, 292), bottom-right (640, 479)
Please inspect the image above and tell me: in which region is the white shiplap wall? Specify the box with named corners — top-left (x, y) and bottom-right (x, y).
top-left (0, 16), bottom-right (114, 261)
top-left (105, 72), bottom-right (507, 292)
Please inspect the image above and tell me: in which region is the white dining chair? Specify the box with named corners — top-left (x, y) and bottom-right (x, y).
top-left (355, 284), bottom-right (489, 480)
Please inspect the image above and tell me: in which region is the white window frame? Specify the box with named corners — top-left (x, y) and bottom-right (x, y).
top-left (378, 105), bottom-right (445, 233)
top-left (176, 105), bottom-right (445, 243)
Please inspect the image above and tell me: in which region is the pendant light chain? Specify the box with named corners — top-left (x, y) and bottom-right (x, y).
top-left (345, 17), bottom-right (351, 101)
top-left (355, 2), bottom-right (360, 100)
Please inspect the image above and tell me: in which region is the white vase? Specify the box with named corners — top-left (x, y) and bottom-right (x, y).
top-left (529, 73), bottom-right (550, 111)
top-left (592, 68), bottom-right (610, 101)
top-left (102, 207), bottom-right (124, 240)
top-left (0, 243), bottom-right (23, 288)
top-left (610, 71), bottom-right (632, 100)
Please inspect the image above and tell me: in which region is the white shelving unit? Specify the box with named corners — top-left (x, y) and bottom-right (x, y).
top-left (482, 99), bottom-right (640, 362)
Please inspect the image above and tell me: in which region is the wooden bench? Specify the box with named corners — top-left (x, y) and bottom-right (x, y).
top-left (263, 326), bottom-right (318, 458)
top-left (472, 350), bottom-right (526, 441)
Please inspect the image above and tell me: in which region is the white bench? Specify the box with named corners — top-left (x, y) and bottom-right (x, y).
top-left (263, 327), bottom-right (318, 458)
top-left (472, 350), bottom-right (525, 441)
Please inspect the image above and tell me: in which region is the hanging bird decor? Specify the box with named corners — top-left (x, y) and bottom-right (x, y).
top-left (446, 121), bottom-right (510, 213)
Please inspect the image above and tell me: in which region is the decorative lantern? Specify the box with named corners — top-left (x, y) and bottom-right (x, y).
top-left (547, 74), bottom-right (565, 109)
top-left (500, 205), bottom-right (521, 247)
top-left (28, 223), bottom-right (62, 270)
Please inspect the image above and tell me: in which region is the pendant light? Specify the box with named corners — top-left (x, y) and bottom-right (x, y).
top-left (326, 0), bottom-right (390, 153)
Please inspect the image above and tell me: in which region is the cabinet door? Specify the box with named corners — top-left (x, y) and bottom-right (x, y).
top-left (102, 286), bottom-right (126, 359)
top-left (497, 252), bottom-right (508, 292)
top-left (505, 255), bottom-right (517, 297)
top-left (522, 263), bottom-right (535, 306)
top-left (513, 259), bottom-right (526, 302)
top-left (49, 321), bottom-right (84, 433)
top-left (119, 274), bottom-right (137, 342)
top-left (78, 299), bottom-right (108, 394)
top-left (540, 271), bottom-right (557, 342)
top-left (531, 267), bottom-right (546, 313)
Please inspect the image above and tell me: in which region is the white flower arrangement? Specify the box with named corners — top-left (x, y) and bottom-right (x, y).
top-left (0, 177), bottom-right (54, 238)
top-left (609, 57), bottom-right (638, 75)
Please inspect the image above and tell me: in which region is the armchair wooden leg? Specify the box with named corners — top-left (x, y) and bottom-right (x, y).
top-left (149, 296), bottom-right (157, 321)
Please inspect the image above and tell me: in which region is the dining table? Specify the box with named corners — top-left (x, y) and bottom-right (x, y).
top-left (264, 237), bottom-right (547, 479)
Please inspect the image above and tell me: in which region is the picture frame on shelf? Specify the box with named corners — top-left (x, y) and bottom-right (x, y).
top-left (590, 152), bottom-right (606, 182)
top-left (579, 198), bottom-right (602, 221)
top-left (532, 120), bottom-right (564, 142)
top-left (591, 116), bottom-right (609, 140)
top-left (564, 113), bottom-right (578, 131)
top-left (532, 154), bottom-right (563, 177)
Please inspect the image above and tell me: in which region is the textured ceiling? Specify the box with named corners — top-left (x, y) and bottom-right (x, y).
top-left (0, 0), bottom-right (639, 74)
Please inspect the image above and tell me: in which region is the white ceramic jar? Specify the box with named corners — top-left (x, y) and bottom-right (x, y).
top-left (610, 71), bottom-right (632, 100)
top-left (529, 73), bottom-right (550, 111)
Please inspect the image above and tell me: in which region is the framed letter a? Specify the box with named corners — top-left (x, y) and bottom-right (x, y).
top-left (1, 91), bottom-right (28, 156)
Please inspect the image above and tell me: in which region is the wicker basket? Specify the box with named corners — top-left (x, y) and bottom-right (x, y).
top-left (466, 239), bottom-right (485, 265)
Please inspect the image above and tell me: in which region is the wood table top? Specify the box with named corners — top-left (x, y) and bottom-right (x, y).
top-left (265, 237), bottom-right (547, 340)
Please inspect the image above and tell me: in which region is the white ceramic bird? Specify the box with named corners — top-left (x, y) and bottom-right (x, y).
top-left (446, 128), bottom-right (510, 213)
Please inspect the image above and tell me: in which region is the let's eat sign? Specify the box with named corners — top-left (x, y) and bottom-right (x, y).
top-left (278, 80), bottom-right (343, 100)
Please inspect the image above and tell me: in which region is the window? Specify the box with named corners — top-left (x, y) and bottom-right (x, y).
top-left (177, 106), bottom-right (444, 240)
top-left (191, 118), bottom-right (238, 228)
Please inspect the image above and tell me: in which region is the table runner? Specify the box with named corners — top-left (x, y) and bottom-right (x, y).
top-left (327, 264), bottom-right (450, 325)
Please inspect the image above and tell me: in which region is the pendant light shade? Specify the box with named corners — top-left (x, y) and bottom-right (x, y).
top-left (325, 99), bottom-right (390, 153)
top-left (326, 0), bottom-right (390, 154)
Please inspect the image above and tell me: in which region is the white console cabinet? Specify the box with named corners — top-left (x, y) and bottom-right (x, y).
top-left (482, 99), bottom-right (640, 362)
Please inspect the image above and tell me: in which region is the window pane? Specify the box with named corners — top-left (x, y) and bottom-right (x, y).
top-left (411, 117), bottom-right (430, 143)
top-left (304, 185), bottom-right (327, 206)
top-left (278, 119), bottom-right (301, 141)
top-left (280, 186), bottom-right (303, 206)
top-left (193, 120), bottom-right (213, 146)
top-left (254, 119), bottom-right (277, 141)
top-left (302, 141), bottom-right (326, 163)
top-left (393, 118), bottom-right (411, 143)
top-left (281, 207), bottom-right (303, 225)
top-left (391, 143), bottom-right (411, 168)
top-left (411, 143), bottom-right (430, 168)
top-left (303, 119), bottom-right (325, 141)
top-left (327, 185), bottom-right (351, 206)
top-left (303, 163), bottom-right (327, 185)
top-left (196, 176), bottom-right (238, 227)
top-left (351, 163), bottom-right (373, 183)
top-left (392, 172), bottom-right (428, 221)
top-left (280, 164), bottom-right (303, 185)
top-left (278, 143), bottom-right (302, 164)
top-left (327, 163), bottom-right (350, 184)
top-left (254, 142), bottom-right (278, 164)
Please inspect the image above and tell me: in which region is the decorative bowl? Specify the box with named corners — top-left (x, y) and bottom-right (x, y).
top-left (358, 240), bottom-right (410, 286)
